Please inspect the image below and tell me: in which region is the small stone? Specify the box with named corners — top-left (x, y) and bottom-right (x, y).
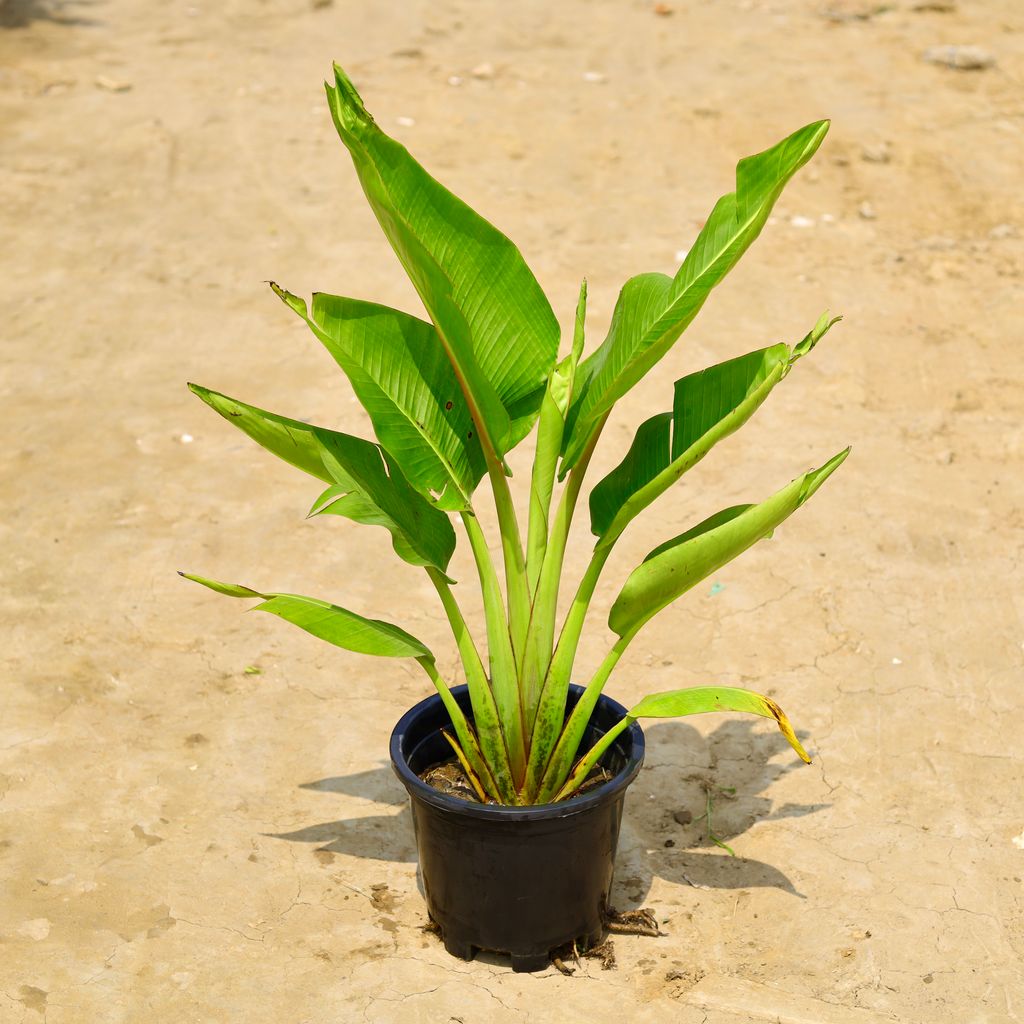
top-left (822, 0), bottom-right (882, 22)
top-left (18, 919), bottom-right (50, 941)
top-left (861, 142), bottom-right (891, 164)
top-left (653, 2), bottom-right (674, 14)
top-left (790, 215), bottom-right (815, 228)
top-left (471, 62), bottom-right (494, 79)
top-left (447, 75), bottom-right (463, 87)
top-left (858, 201), bottom-right (877, 220)
top-left (179, 433), bottom-right (194, 443)
top-left (583, 70), bottom-right (607, 84)
top-left (672, 809), bottom-right (693, 826)
top-left (923, 45), bottom-right (995, 71)
top-left (395, 116), bottom-right (415, 128)
top-left (674, 247), bottom-right (689, 262)
top-left (95, 75), bottom-right (132, 93)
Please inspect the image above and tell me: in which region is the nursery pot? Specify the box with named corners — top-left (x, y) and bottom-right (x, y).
top-left (390, 684), bottom-right (645, 972)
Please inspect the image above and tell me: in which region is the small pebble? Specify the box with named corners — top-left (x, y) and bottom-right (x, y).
top-left (790, 215), bottom-right (815, 228)
top-left (674, 247), bottom-right (689, 262)
top-left (822, 0), bottom-right (882, 22)
top-left (858, 201), bottom-right (877, 220)
top-left (583, 70), bottom-right (607, 83)
top-left (179, 433), bottom-right (194, 444)
top-left (892, 657), bottom-right (903, 666)
top-left (95, 75), bottom-right (132, 93)
top-left (923, 45), bottom-right (995, 71)
top-left (861, 142), bottom-right (891, 164)
top-left (471, 62), bottom-right (494, 79)
top-left (821, 213), bottom-right (836, 223)
top-left (447, 75), bottom-right (463, 87)
top-left (395, 116), bottom-right (415, 128)
top-left (654, 2), bottom-right (674, 14)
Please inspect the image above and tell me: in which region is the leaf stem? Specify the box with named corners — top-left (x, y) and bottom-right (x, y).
top-left (424, 569), bottom-right (515, 801)
top-left (460, 512), bottom-right (528, 785)
top-left (534, 630), bottom-right (634, 803)
top-left (484, 455), bottom-right (532, 666)
top-left (416, 655), bottom-right (502, 802)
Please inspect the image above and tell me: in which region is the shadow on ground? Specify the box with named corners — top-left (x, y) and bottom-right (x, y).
top-left (269, 716), bottom-right (828, 903)
top-left (0, 0), bottom-right (97, 28)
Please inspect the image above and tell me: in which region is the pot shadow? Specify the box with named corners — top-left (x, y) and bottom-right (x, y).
top-left (610, 718), bottom-right (828, 908)
top-left (268, 720), bottom-right (828, 904)
top-left (267, 765), bottom-right (418, 862)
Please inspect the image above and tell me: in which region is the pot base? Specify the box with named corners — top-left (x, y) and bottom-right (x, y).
top-left (436, 918), bottom-right (607, 973)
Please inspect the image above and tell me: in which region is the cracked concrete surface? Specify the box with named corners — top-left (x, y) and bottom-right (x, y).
top-left (2, 0), bottom-right (1022, 1021)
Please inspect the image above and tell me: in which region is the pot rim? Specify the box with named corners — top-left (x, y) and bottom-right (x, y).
top-left (389, 684), bottom-right (645, 821)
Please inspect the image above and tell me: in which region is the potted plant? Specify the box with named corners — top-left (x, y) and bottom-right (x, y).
top-left (181, 64), bottom-right (847, 972)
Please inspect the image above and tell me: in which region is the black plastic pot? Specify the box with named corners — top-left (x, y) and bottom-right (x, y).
top-left (390, 684), bottom-right (645, 972)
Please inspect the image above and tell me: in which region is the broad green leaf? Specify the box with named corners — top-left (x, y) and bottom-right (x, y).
top-left (561, 120), bottom-right (829, 471)
top-left (608, 448), bottom-right (849, 639)
top-left (188, 382), bottom-right (333, 483)
top-left (189, 384), bottom-right (456, 573)
top-left (553, 686), bottom-right (810, 801)
top-left (311, 430), bottom-right (456, 573)
top-left (272, 285), bottom-right (485, 511)
top-left (589, 312), bottom-right (840, 541)
top-left (179, 573), bottom-right (431, 658)
top-left (326, 64), bottom-right (560, 458)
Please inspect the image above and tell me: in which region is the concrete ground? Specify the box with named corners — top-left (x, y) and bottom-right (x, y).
top-left (2, 0), bottom-right (1022, 1021)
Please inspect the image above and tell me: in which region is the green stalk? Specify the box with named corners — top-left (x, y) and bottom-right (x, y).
top-left (460, 511), bottom-right (527, 786)
top-left (416, 655), bottom-right (501, 801)
top-left (551, 712), bottom-right (634, 802)
top-left (526, 281), bottom-right (587, 599)
top-left (534, 631), bottom-right (634, 803)
top-left (484, 455), bottom-right (532, 668)
top-left (425, 568), bottom-right (516, 803)
top-left (519, 419), bottom-right (606, 793)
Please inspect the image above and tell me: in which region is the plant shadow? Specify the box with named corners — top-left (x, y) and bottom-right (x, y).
top-left (0, 0), bottom-right (98, 28)
top-left (610, 718), bottom-right (828, 908)
top-left (269, 718), bottom-right (828, 906)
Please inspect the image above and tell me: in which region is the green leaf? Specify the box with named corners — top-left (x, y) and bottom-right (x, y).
top-left (326, 64), bottom-right (560, 458)
top-left (627, 685), bottom-right (808, 755)
top-left (588, 312), bottom-right (841, 542)
top-left (553, 686), bottom-right (810, 801)
top-left (272, 285), bottom-right (485, 511)
top-left (561, 120), bottom-right (829, 471)
top-left (189, 384), bottom-right (456, 573)
top-left (188, 382), bottom-right (333, 483)
top-left (608, 448), bottom-right (850, 639)
top-left (179, 573), bottom-right (431, 658)
top-left (311, 429), bottom-right (456, 573)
